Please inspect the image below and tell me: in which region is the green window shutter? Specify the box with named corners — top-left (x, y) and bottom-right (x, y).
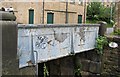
top-left (29, 9), bottom-right (34, 24)
top-left (78, 15), bottom-right (82, 24)
top-left (47, 13), bottom-right (54, 24)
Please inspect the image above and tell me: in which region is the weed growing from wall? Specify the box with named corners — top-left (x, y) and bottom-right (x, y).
top-left (95, 36), bottom-right (108, 55)
top-left (44, 63), bottom-right (49, 77)
top-left (74, 64), bottom-right (82, 77)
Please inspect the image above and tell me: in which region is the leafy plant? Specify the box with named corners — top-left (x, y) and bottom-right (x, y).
top-left (113, 29), bottom-right (120, 35)
top-left (74, 64), bottom-right (82, 77)
top-left (44, 63), bottom-right (49, 77)
top-left (87, 2), bottom-right (115, 24)
top-left (95, 36), bottom-right (108, 54)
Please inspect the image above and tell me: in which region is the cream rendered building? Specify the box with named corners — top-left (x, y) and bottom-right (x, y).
top-left (0, 0), bottom-right (86, 24)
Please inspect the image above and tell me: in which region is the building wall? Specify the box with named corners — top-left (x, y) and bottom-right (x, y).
top-left (44, 2), bottom-right (85, 24)
top-left (1, 1), bottom-right (85, 24)
top-left (1, 2), bottom-right (42, 24)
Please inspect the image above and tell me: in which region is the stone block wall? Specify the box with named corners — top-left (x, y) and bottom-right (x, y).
top-left (75, 50), bottom-right (102, 77)
top-left (101, 36), bottom-right (120, 76)
top-left (45, 50), bottom-right (102, 77)
top-left (46, 56), bottom-right (74, 76)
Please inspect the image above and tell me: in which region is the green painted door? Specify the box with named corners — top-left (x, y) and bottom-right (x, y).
top-left (47, 13), bottom-right (54, 24)
top-left (29, 9), bottom-right (34, 24)
top-left (78, 15), bottom-right (82, 24)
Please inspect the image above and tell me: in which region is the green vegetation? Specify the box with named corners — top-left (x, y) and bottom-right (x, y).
top-left (95, 36), bottom-right (108, 55)
top-left (44, 63), bottom-right (49, 77)
top-left (112, 29), bottom-right (120, 35)
top-left (107, 23), bottom-right (113, 28)
top-left (86, 20), bottom-right (113, 27)
top-left (86, 2), bottom-right (115, 27)
top-left (86, 19), bottom-right (98, 24)
top-left (74, 64), bottom-right (82, 76)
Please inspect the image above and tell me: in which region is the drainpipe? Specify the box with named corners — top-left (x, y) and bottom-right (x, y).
top-left (83, 0), bottom-right (86, 23)
top-left (42, 0), bottom-right (44, 24)
top-left (65, 0), bottom-right (68, 24)
top-left (110, 2), bottom-right (113, 23)
top-left (118, 2), bottom-right (120, 29)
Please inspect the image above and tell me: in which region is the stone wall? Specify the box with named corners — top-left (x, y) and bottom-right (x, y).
top-left (44, 50), bottom-right (102, 77)
top-left (101, 36), bottom-right (120, 76)
top-left (75, 50), bottom-right (102, 77)
top-left (2, 21), bottom-right (19, 75)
